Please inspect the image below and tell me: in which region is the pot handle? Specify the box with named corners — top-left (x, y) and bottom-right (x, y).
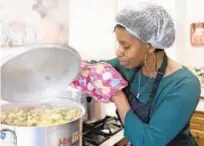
top-left (0, 128), bottom-right (17, 146)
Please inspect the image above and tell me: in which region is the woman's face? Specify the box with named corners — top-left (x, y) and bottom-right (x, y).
top-left (115, 27), bottom-right (150, 69)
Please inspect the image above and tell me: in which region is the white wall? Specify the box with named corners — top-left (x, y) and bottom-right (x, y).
top-left (167, 0), bottom-right (204, 67)
top-left (69, 0), bottom-right (117, 61)
top-left (179, 0), bottom-right (204, 67)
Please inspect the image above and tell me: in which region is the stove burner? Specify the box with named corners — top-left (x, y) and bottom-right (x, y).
top-left (84, 132), bottom-right (107, 145)
top-left (101, 124), bottom-right (120, 136)
top-left (83, 116), bottom-right (123, 146)
top-left (83, 141), bottom-right (97, 146)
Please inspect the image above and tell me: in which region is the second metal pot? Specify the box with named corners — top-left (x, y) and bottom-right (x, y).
top-left (85, 96), bottom-right (106, 123)
top-left (56, 87), bottom-right (106, 123)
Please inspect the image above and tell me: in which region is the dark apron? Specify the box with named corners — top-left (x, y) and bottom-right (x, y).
top-left (116, 53), bottom-right (197, 146)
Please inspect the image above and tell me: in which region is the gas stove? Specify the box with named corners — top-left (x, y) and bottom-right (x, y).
top-left (82, 116), bottom-right (123, 146)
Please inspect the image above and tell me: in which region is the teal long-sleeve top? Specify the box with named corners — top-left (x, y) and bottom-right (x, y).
top-left (105, 58), bottom-right (201, 146)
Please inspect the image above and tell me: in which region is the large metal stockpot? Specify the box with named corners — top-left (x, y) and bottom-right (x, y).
top-left (0, 44), bottom-right (85, 146)
top-left (1, 98), bottom-right (85, 146)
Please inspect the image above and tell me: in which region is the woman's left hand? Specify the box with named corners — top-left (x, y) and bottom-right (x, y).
top-left (111, 90), bottom-right (125, 101)
top-left (111, 90), bottom-right (131, 124)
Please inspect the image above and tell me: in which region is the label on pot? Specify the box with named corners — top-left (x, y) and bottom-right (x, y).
top-left (58, 131), bottom-right (81, 146)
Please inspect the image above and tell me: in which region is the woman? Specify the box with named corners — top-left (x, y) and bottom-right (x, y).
top-left (104, 2), bottom-right (201, 146)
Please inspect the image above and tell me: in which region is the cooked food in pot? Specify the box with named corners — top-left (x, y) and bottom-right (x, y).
top-left (0, 107), bottom-right (81, 126)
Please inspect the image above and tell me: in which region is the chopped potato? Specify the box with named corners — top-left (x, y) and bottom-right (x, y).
top-left (0, 107), bottom-right (81, 126)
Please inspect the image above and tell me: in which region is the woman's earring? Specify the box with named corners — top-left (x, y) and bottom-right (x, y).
top-left (144, 53), bottom-right (156, 69)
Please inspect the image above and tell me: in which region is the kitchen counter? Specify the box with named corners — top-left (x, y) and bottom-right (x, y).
top-left (196, 98), bottom-right (204, 112)
top-left (100, 130), bottom-right (124, 146)
top-left (201, 87), bottom-right (204, 98)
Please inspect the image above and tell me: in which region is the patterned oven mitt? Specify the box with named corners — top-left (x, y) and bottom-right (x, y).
top-left (72, 62), bottom-right (128, 102)
top-left (72, 62), bottom-right (93, 93)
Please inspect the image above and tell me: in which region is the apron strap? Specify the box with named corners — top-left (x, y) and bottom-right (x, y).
top-left (147, 53), bottom-right (168, 104)
top-left (146, 53), bottom-right (168, 122)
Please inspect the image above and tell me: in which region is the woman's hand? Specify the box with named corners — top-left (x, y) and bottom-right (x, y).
top-left (111, 90), bottom-right (131, 124)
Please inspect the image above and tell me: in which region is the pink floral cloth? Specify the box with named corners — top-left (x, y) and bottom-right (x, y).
top-left (72, 62), bottom-right (128, 102)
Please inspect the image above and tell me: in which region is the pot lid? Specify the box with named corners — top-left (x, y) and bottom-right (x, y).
top-left (1, 44), bottom-right (81, 103)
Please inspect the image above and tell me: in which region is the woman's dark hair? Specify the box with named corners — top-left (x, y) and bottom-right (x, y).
top-left (155, 49), bottom-right (164, 52)
top-left (113, 24), bottom-right (125, 32)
